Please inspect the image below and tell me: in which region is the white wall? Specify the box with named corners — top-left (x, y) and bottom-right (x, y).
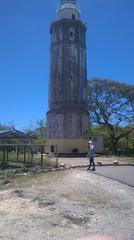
top-left (92, 136), bottom-right (104, 154)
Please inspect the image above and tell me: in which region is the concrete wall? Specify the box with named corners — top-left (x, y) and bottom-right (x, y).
top-left (92, 136), bottom-right (104, 154)
top-left (46, 138), bottom-right (88, 154)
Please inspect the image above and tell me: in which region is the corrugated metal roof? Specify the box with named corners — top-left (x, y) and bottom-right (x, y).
top-left (0, 130), bottom-right (10, 134)
top-left (0, 129), bottom-right (32, 140)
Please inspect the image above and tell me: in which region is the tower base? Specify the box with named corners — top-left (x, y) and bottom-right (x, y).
top-left (46, 139), bottom-right (88, 154)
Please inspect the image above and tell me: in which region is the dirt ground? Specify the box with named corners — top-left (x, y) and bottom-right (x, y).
top-left (0, 167), bottom-right (134, 240)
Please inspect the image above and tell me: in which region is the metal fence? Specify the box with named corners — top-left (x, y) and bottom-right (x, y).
top-left (0, 144), bottom-right (58, 168)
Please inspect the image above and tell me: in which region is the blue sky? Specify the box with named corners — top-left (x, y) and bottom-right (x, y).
top-left (0, 0), bottom-right (134, 129)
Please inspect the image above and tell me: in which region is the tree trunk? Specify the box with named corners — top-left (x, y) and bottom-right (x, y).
top-left (110, 135), bottom-right (118, 155)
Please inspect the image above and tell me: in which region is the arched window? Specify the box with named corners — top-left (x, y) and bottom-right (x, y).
top-left (68, 27), bottom-right (75, 41)
top-left (72, 14), bottom-right (76, 20)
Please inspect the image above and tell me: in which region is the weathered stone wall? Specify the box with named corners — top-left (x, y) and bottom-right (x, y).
top-left (47, 110), bottom-right (88, 139)
top-left (47, 18), bottom-right (89, 143)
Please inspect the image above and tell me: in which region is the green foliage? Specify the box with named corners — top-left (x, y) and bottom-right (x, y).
top-left (91, 124), bottom-right (134, 155)
top-left (88, 78), bottom-right (134, 154)
top-left (23, 119), bottom-right (46, 144)
top-left (117, 126), bottom-right (134, 154)
top-left (90, 125), bottom-right (110, 149)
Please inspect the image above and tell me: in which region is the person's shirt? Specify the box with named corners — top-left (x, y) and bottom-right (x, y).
top-left (88, 144), bottom-right (95, 158)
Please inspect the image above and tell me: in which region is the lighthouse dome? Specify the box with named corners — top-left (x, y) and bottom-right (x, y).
top-left (57, 0), bottom-right (80, 20)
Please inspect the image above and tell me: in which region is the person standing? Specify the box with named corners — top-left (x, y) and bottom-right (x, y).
top-left (87, 139), bottom-right (96, 171)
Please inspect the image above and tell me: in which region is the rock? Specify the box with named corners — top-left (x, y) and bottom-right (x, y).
top-left (32, 197), bottom-right (55, 208)
top-left (97, 161), bottom-right (103, 166)
top-left (23, 173), bottom-right (28, 176)
top-left (59, 163), bottom-right (65, 167)
top-left (14, 189), bottom-right (24, 197)
top-left (12, 169), bottom-right (21, 174)
top-left (113, 160), bottom-right (119, 165)
top-left (3, 179), bottom-right (11, 185)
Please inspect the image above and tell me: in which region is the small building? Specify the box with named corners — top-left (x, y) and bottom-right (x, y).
top-left (91, 135), bottom-right (104, 154)
top-left (0, 129), bottom-right (32, 142)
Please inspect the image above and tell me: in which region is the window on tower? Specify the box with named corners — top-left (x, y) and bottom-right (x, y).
top-left (72, 14), bottom-right (76, 20)
top-left (59, 26), bottom-right (63, 41)
top-left (69, 27), bottom-right (75, 41)
top-left (70, 31), bottom-right (73, 37)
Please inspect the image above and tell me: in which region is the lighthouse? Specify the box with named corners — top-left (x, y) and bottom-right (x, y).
top-left (46, 0), bottom-right (89, 154)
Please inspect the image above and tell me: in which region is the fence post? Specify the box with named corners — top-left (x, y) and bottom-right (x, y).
top-left (2, 148), bottom-right (6, 168)
top-left (55, 145), bottom-right (58, 167)
top-left (41, 145), bottom-right (44, 168)
top-left (24, 145), bottom-right (26, 167)
top-left (16, 145), bottom-right (19, 162)
top-left (6, 149), bottom-right (9, 162)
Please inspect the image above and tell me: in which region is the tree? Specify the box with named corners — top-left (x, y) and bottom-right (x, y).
top-left (24, 119), bottom-right (46, 144)
top-left (87, 78), bottom-right (134, 154)
top-left (33, 120), bottom-right (46, 144)
top-left (0, 122), bottom-right (15, 131)
top-left (121, 84), bottom-right (134, 122)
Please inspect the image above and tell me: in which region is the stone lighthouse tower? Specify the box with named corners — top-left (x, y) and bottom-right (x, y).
top-left (46, 0), bottom-right (89, 154)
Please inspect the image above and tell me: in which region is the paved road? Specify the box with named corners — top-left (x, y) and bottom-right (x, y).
top-left (93, 166), bottom-right (134, 187)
